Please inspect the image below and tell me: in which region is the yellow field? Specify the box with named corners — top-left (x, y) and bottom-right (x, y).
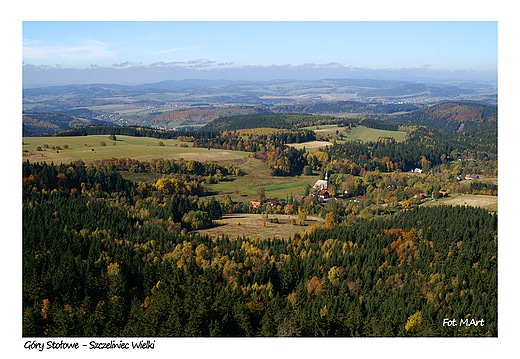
top-left (287, 140), bottom-right (333, 150)
top-left (421, 194), bottom-right (498, 212)
top-left (197, 213), bottom-right (325, 240)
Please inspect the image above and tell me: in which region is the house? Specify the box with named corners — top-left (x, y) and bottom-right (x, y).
top-left (250, 201), bottom-right (261, 208)
top-left (268, 198), bottom-right (279, 207)
top-left (465, 174), bottom-right (479, 180)
top-left (317, 189), bottom-right (329, 200)
top-left (293, 195), bottom-right (305, 201)
top-left (414, 193), bottom-right (427, 198)
top-left (438, 191), bottom-right (448, 198)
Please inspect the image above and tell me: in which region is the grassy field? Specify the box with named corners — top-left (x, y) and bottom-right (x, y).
top-left (22, 135), bottom-right (248, 164)
top-left (287, 141), bottom-right (333, 151)
top-left (196, 213), bottom-right (325, 240)
top-left (343, 126), bottom-right (407, 142)
top-left (206, 156), bottom-right (319, 202)
top-left (303, 125), bottom-right (407, 143)
top-left (421, 194), bottom-right (498, 212)
top-left (302, 124), bottom-right (340, 131)
top-left (22, 134), bottom-right (318, 202)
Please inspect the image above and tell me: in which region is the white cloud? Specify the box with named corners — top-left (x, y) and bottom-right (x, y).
top-left (152, 46), bottom-right (197, 55)
top-left (112, 61), bottom-right (142, 68)
top-left (23, 39), bottom-right (116, 64)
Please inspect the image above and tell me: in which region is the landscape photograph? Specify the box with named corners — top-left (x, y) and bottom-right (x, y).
top-left (11, 8), bottom-right (513, 357)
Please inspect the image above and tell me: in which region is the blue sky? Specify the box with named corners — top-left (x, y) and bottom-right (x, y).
top-left (22, 21), bottom-right (498, 85)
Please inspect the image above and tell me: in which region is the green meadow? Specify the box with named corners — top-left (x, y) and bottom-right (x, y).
top-left (22, 134), bottom-right (317, 202)
top-left (303, 124), bottom-right (407, 143)
top-left (22, 135), bottom-right (248, 164)
top-left (342, 126), bottom-right (407, 142)
top-left (206, 156), bottom-right (319, 203)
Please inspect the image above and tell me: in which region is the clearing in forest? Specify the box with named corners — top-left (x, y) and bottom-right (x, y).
top-left (197, 213), bottom-right (325, 240)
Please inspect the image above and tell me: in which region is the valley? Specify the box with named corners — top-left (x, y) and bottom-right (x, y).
top-left (22, 79), bottom-right (498, 338)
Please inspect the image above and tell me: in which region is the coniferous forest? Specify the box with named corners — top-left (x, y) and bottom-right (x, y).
top-left (22, 158), bottom-right (497, 337)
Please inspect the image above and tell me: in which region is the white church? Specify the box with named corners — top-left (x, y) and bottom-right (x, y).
top-left (313, 173), bottom-right (330, 191)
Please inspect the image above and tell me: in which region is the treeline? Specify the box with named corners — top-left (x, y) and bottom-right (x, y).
top-left (22, 160), bottom-right (132, 197)
top-left (179, 128), bottom-right (316, 148)
top-left (21, 158), bottom-right (240, 201)
top-left (359, 118), bottom-right (400, 131)
top-left (201, 113), bottom-right (339, 131)
top-left (88, 157), bottom-right (243, 178)
top-left (23, 179), bottom-right (497, 337)
top-left (50, 125), bottom-right (222, 140)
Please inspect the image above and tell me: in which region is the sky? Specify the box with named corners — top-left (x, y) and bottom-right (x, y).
top-left (22, 21), bottom-right (498, 86)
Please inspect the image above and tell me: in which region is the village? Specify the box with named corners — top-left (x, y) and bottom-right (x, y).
top-left (248, 168), bottom-right (485, 216)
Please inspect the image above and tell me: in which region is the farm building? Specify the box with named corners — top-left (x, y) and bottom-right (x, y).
top-left (465, 174), bottom-right (479, 180)
top-left (250, 201), bottom-right (261, 208)
top-left (317, 189), bottom-right (330, 200)
top-left (268, 198), bottom-right (279, 207)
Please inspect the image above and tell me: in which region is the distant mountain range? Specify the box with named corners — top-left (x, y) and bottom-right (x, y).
top-left (23, 77), bottom-right (497, 108)
top-left (356, 83), bottom-right (475, 98)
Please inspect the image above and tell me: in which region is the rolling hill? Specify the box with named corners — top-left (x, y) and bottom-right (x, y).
top-left (357, 83), bottom-right (474, 98)
top-left (387, 102), bottom-right (497, 134)
top-left (22, 111), bottom-right (112, 137)
top-left (201, 113), bottom-right (338, 131)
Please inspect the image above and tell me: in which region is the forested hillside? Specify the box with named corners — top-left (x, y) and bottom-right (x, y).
top-left (202, 113), bottom-right (339, 131)
top-left (149, 107), bottom-right (261, 129)
top-left (269, 101), bottom-right (424, 116)
top-left (388, 102), bottom-right (497, 134)
top-left (22, 102), bottom-right (498, 338)
top-left (22, 160), bottom-right (497, 337)
top-left (23, 111), bottom-right (111, 137)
